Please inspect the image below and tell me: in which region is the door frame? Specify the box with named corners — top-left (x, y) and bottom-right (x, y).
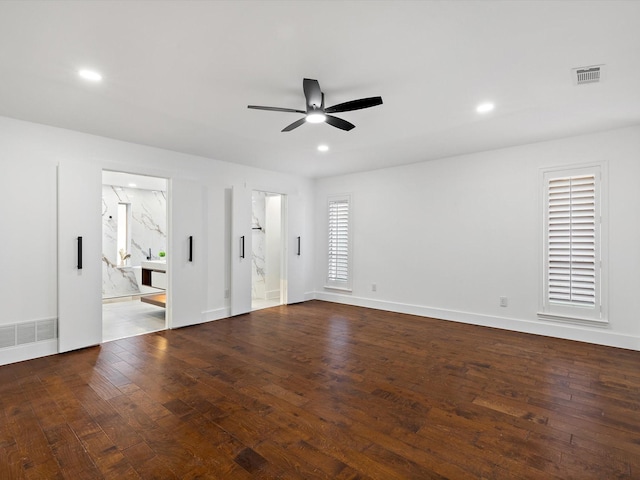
top-left (250, 184), bottom-right (306, 305)
top-left (101, 169), bottom-right (170, 332)
top-left (250, 190), bottom-right (288, 309)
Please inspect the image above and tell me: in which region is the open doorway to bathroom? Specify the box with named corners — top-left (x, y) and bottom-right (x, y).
top-left (102, 171), bottom-right (168, 341)
top-left (251, 191), bottom-right (284, 311)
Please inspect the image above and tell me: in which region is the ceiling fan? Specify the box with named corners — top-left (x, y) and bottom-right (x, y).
top-left (248, 78), bottom-right (383, 132)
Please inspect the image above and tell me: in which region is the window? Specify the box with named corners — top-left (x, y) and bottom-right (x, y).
top-left (326, 195), bottom-right (352, 290)
top-left (116, 203), bottom-right (131, 266)
top-left (540, 165), bottom-right (607, 324)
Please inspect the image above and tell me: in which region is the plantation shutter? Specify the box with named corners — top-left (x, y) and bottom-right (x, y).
top-left (328, 197), bottom-right (350, 284)
top-left (547, 174), bottom-right (596, 307)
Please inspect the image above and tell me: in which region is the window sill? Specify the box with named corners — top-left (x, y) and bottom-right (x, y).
top-left (324, 285), bottom-right (352, 293)
top-left (537, 312), bottom-right (609, 328)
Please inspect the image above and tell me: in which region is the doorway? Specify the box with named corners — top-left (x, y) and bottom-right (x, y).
top-left (101, 171), bottom-right (168, 341)
top-left (251, 191), bottom-right (284, 310)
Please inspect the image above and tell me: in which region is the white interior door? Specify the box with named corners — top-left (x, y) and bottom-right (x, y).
top-left (231, 184), bottom-right (252, 315)
top-left (58, 161), bottom-right (102, 352)
top-left (285, 193), bottom-right (306, 304)
top-left (168, 179), bottom-right (207, 329)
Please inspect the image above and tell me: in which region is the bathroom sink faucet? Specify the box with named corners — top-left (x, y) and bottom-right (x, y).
top-left (147, 248), bottom-right (151, 260)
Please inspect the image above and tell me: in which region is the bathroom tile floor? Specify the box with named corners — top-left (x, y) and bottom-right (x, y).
top-left (102, 297), bottom-right (166, 342)
top-left (251, 298), bottom-right (281, 311)
top-left (103, 295), bottom-right (275, 342)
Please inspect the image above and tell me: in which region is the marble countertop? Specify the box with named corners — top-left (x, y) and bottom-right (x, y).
top-left (141, 260), bottom-right (167, 272)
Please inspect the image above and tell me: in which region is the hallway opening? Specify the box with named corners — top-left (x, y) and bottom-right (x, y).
top-left (101, 171), bottom-right (168, 341)
top-left (251, 191), bottom-right (284, 311)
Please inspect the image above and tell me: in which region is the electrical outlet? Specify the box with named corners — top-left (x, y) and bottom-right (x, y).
top-left (224, 289), bottom-right (230, 299)
top-left (500, 296), bottom-right (508, 307)
top-left (372, 283), bottom-right (377, 292)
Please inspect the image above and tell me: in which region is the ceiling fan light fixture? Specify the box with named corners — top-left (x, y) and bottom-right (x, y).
top-left (476, 102), bottom-right (495, 114)
top-left (306, 112), bottom-right (326, 124)
top-left (248, 78), bottom-right (381, 132)
top-left (78, 69), bottom-right (102, 82)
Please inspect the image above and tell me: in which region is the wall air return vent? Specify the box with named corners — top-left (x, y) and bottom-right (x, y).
top-left (572, 65), bottom-right (604, 85)
top-left (17, 322), bottom-right (36, 345)
top-left (0, 318), bottom-right (57, 350)
top-left (0, 326), bottom-right (15, 348)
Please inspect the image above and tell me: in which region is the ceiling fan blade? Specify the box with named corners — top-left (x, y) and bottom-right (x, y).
top-left (325, 96), bottom-right (383, 114)
top-left (303, 78), bottom-right (323, 109)
top-left (248, 105), bottom-right (306, 114)
top-left (281, 117), bottom-right (307, 132)
top-left (325, 115), bottom-right (355, 131)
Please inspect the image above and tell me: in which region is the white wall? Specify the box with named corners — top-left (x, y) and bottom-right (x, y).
top-left (3, 111), bottom-right (638, 365)
top-left (0, 124), bottom-right (58, 325)
top-left (314, 125), bottom-right (640, 350)
top-left (0, 115), bottom-right (315, 364)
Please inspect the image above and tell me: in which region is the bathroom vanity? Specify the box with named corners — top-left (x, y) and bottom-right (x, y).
top-left (140, 260), bottom-right (167, 289)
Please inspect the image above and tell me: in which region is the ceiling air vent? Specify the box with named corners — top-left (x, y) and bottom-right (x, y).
top-left (572, 65), bottom-right (604, 85)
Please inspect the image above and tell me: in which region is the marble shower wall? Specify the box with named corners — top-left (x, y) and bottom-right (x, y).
top-left (251, 191), bottom-right (266, 300)
top-left (265, 195), bottom-right (282, 299)
top-left (251, 191), bottom-right (282, 301)
top-left (102, 185), bottom-right (167, 298)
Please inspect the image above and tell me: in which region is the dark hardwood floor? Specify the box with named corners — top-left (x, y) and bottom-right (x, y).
top-left (1, 300), bottom-right (639, 479)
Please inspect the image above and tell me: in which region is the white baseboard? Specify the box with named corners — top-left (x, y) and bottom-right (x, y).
top-left (0, 339), bottom-right (58, 367)
top-left (313, 291), bottom-right (640, 352)
top-left (202, 307), bottom-right (231, 323)
top-left (169, 308), bottom-right (231, 330)
top-left (287, 291), bottom-right (316, 305)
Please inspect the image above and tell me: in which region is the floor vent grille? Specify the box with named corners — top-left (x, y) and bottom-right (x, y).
top-left (0, 319), bottom-right (57, 349)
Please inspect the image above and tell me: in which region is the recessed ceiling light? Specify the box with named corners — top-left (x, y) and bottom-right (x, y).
top-left (317, 144), bottom-right (329, 152)
top-left (128, 183), bottom-right (137, 187)
top-left (476, 102), bottom-right (495, 114)
top-left (78, 69), bottom-right (102, 82)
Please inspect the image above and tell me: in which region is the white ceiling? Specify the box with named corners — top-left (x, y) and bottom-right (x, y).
top-left (1, 1), bottom-right (639, 178)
